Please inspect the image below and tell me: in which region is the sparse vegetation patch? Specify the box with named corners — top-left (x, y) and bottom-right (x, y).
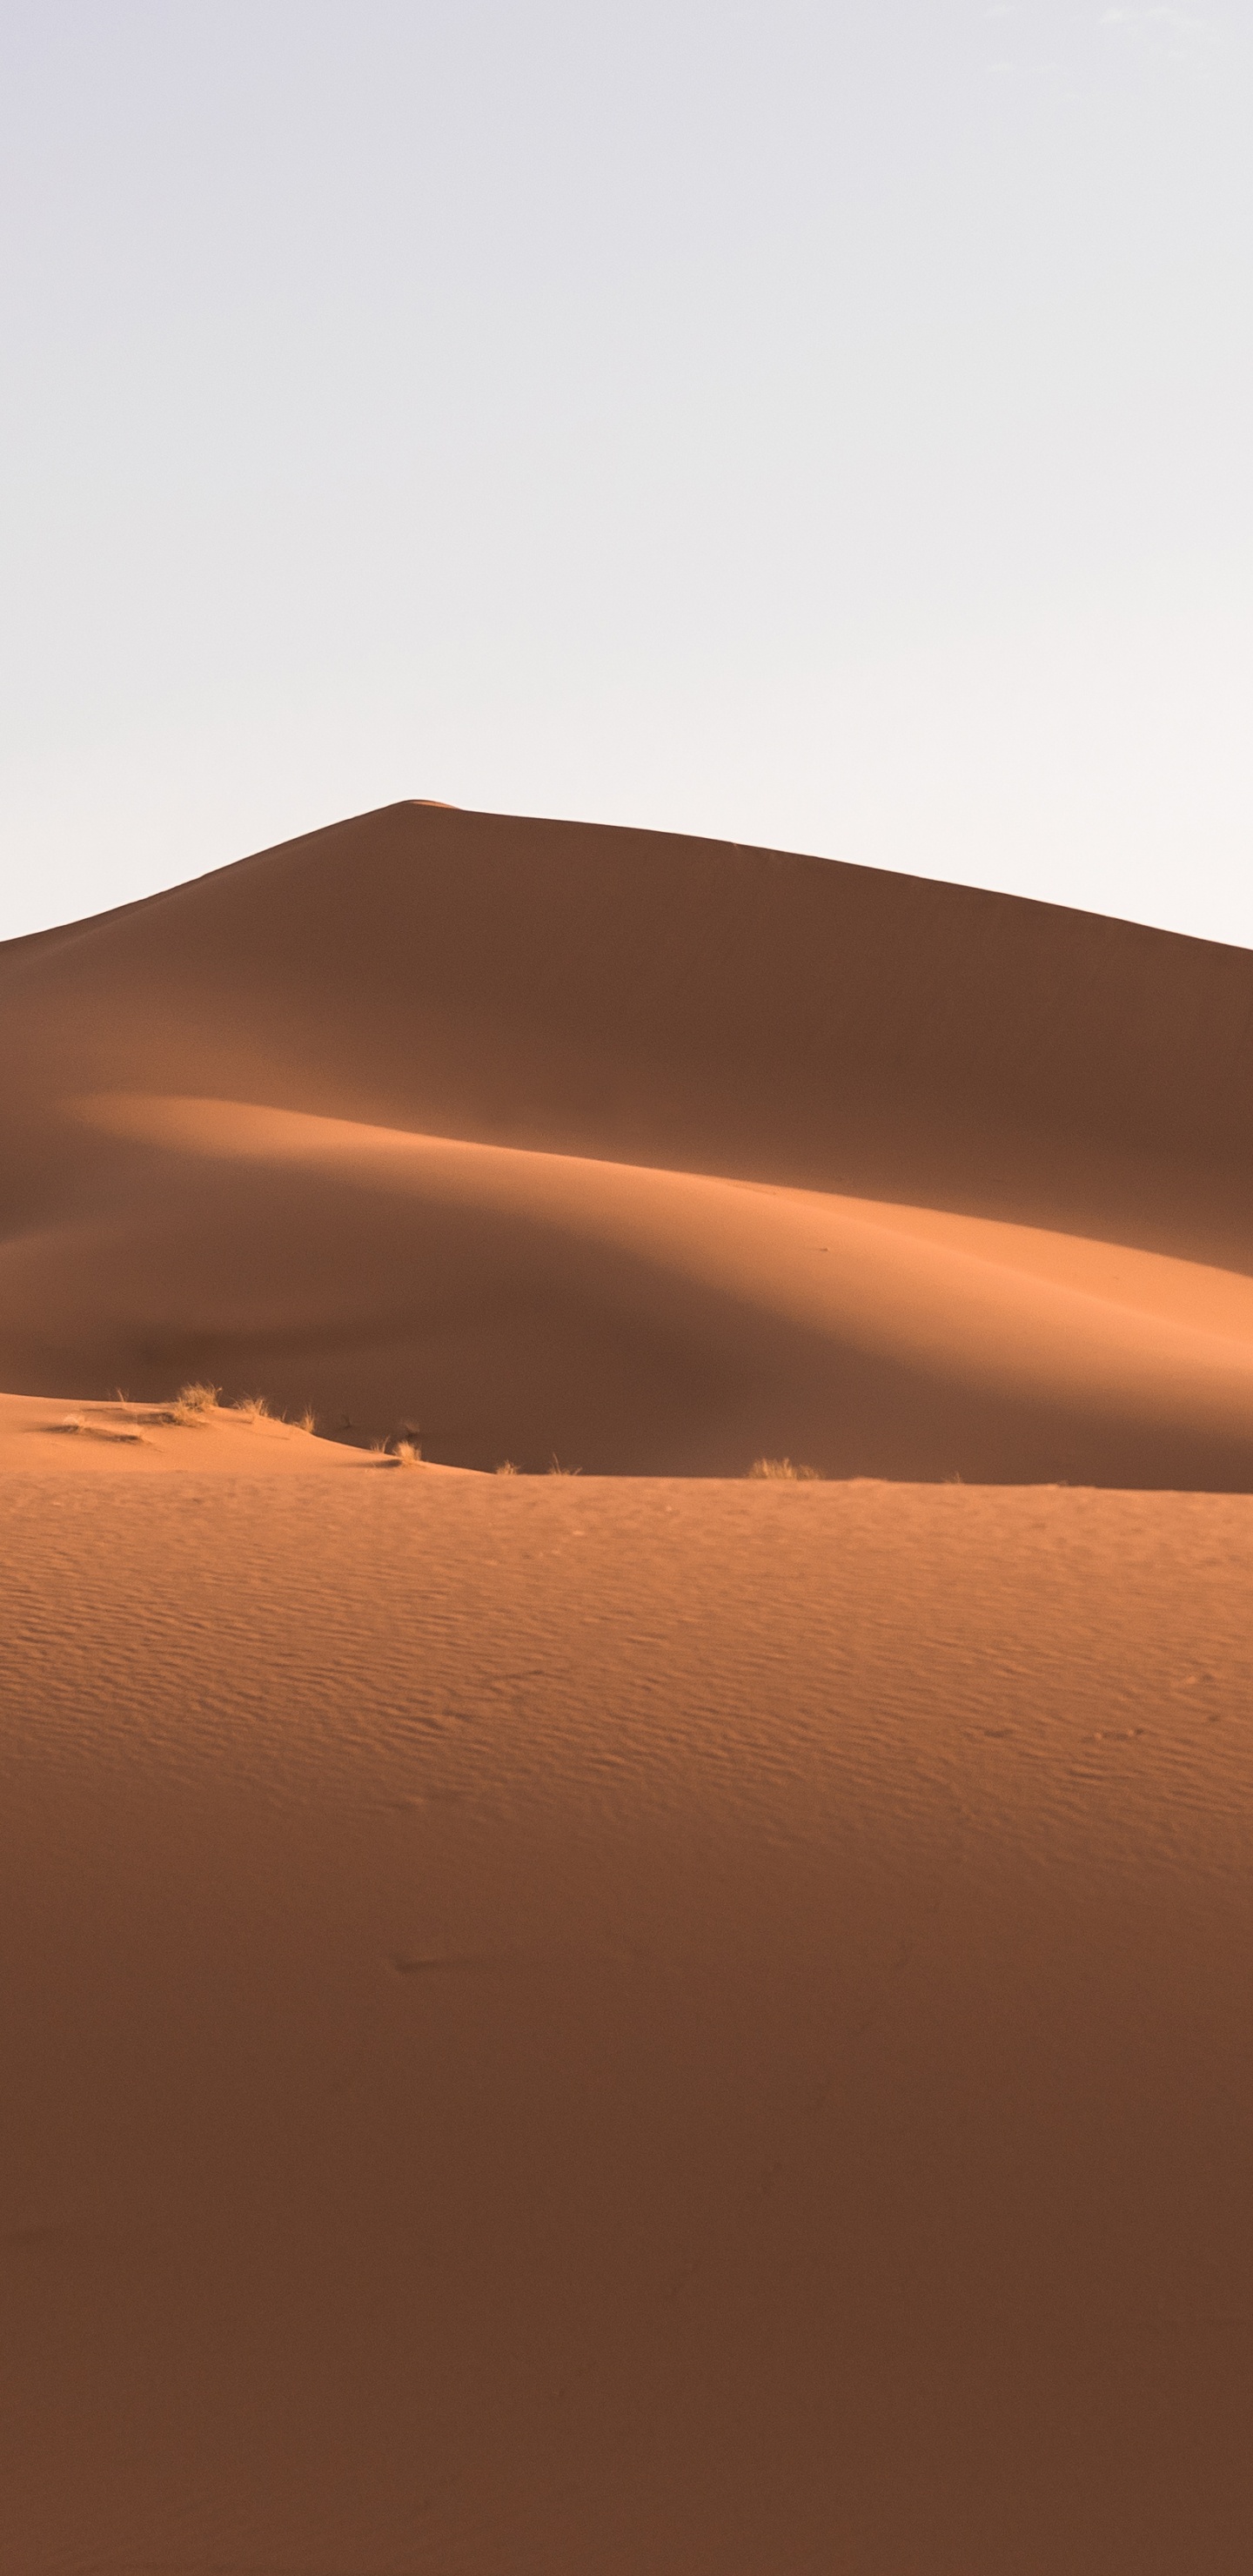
top-left (170, 1382), bottom-right (221, 1426)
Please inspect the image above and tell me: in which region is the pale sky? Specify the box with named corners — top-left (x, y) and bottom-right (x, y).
top-left (2, 1), bottom-right (1250, 945)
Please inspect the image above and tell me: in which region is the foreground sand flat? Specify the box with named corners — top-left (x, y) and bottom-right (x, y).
top-left (3, 1458), bottom-right (1251, 2572)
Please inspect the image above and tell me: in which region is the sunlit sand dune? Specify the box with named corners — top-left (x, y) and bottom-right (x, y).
top-left (3, 807), bottom-right (1252, 2570)
top-left (2, 800), bottom-right (1252, 1480)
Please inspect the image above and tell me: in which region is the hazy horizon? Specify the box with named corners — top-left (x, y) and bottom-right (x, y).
top-left (3, 1), bottom-right (1250, 948)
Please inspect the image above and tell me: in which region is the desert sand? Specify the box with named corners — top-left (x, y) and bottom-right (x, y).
top-left (4, 797), bottom-right (1253, 1481)
top-left (3, 803), bottom-right (1252, 2571)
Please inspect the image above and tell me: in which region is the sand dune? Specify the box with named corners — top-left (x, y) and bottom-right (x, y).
top-left (0, 1385), bottom-right (464, 1475)
top-left (3, 807), bottom-right (1253, 2568)
top-left (3, 800), bottom-right (1252, 1480)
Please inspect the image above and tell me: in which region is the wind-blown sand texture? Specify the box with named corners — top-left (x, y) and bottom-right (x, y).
top-left (3, 807), bottom-right (1252, 2570)
top-left (3, 800), bottom-right (1252, 1480)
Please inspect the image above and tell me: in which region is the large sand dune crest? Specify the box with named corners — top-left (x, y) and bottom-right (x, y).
top-left (3, 801), bottom-right (1252, 1479)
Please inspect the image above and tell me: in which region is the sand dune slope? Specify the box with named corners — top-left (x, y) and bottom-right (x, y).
top-left (2, 802), bottom-right (1251, 1479)
top-left (3, 1466), bottom-right (1251, 2572)
top-left (4, 808), bottom-right (1253, 2568)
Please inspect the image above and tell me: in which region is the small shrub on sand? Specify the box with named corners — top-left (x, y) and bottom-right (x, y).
top-left (370, 1436), bottom-right (422, 1466)
top-left (171, 1381), bottom-right (220, 1425)
top-left (748, 1457), bottom-right (821, 1480)
top-left (548, 1454), bottom-right (580, 1476)
top-left (234, 1393), bottom-right (271, 1423)
top-left (298, 1407), bottom-right (318, 1435)
top-left (495, 1459), bottom-right (519, 1476)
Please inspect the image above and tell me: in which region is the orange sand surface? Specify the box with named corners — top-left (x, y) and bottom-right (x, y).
top-left (3, 808), bottom-right (1253, 2567)
top-left (3, 1465), bottom-right (1252, 2571)
top-left (3, 800), bottom-right (1252, 1483)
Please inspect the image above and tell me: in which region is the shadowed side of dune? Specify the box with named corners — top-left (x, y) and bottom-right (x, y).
top-left (2, 803), bottom-right (1251, 1479)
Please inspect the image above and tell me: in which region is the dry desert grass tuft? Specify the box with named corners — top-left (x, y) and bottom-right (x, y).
top-left (170, 1381), bottom-right (221, 1426)
top-left (234, 1393), bottom-right (271, 1423)
top-left (370, 1436), bottom-right (423, 1466)
top-left (495, 1460), bottom-right (519, 1476)
top-left (748, 1457), bottom-right (821, 1480)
